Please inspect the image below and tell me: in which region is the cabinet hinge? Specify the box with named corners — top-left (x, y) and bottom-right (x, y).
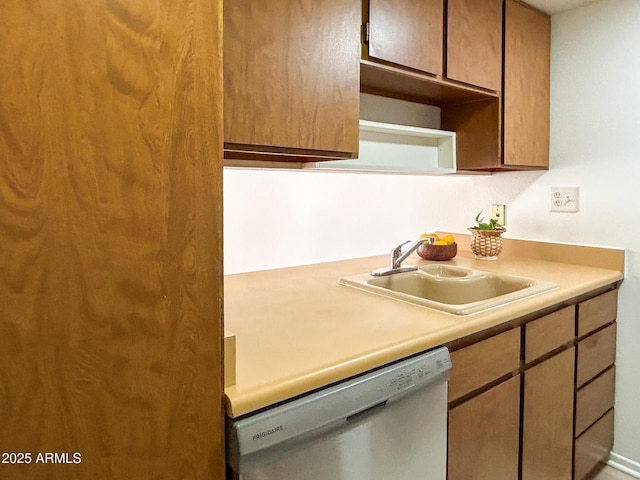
top-left (362, 22), bottom-right (370, 44)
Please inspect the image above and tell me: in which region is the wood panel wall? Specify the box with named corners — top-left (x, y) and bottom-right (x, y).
top-left (0, 1), bottom-right (224, 478)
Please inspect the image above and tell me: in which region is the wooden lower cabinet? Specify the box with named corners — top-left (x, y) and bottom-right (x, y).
top-left (573, 290), bottom-right (618, 478)
top-left (448, 349), bottom-right (576, 480)
top-left (448, 375), bottom-right (521, 480)
top-left (447, 288), bottom-right (618, 480)
top-left (522, 348), bottom-right (575, 480)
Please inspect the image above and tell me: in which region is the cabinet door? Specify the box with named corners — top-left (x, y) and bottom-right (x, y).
top-left (224, 0), bottom-right (360, 159)
top-left (503, 0), bottom-right (550, 167)
top-left (522, 348), bottom-right (575, 480)
top-left (448, 376), bottom-right (520, 480)
top-left (368, 0), bottom-right (444, 76)
top-left (447, 0), bottom-right (503, 91)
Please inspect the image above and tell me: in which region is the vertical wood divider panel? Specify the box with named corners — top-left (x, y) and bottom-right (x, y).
top-left (0, 1), bottom-right (224, 478)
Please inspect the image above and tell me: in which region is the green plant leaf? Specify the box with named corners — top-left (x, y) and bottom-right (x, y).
top-left (474, 210), bottom-right (502, 230)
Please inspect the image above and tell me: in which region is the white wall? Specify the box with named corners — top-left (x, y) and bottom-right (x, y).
top-left (224, 0), bottom-right (640, 467)
top-left (550, 0), bottom-right (640, 468)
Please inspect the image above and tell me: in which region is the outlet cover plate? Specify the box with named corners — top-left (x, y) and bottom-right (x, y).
top-left (491, 204), bottom-right (506, 225)
top-left (549, 187), bottom-right (579, 212)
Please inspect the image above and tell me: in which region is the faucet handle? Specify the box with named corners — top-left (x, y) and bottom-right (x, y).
top-left (391, 240), bottom-right (411, 261)
top-left (372, 237), bottom-right (433, 276)
top-left (372, 239), bottom-right (418, 277)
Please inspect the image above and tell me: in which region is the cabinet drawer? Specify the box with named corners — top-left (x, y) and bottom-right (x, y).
top-left (578, 290), bottom-right (617, 338)
top-left (449, 328), bottom-right (520, 402)
top-left (575, 367), bottom-right (615, 437)
top-left (577, 323), bottom-right (616, 388)
top-left (574, 409), bottom-right (614, 480)
top-left (525, 306), bottom-right (575, 363)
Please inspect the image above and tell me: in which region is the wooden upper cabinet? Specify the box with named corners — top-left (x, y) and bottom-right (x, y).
top-left (224, 0), bottom-right (360, 161)
top-left (447, 0), bottom-right (503, 92)
top-left (367, 0), bottom-right (444, 76)
top-left (503, 0), bottom-right (551, 168)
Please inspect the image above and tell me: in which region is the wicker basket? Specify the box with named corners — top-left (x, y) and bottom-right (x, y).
top-left (468, 227), bottom-right (506, 259)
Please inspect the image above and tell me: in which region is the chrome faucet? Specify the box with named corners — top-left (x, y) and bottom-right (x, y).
top-left (371, 236), bottom-right (436, 276)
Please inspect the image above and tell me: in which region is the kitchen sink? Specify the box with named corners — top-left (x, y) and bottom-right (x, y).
top-left (339, 265), bottom-right (557, 315)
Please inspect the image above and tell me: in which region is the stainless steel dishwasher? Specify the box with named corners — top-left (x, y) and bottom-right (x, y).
top-left (226, 346), bottom-right (451, 480)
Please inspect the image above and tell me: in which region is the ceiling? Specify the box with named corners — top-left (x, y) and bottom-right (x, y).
top-left (524, 0), bottom-right (598, 15)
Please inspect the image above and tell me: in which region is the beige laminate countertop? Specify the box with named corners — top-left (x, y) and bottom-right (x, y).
top-left (224, 238), bottom-right (624, 418)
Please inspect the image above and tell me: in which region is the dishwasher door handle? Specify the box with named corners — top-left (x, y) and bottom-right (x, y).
top-left (346, 400), bottom-right (387, 423)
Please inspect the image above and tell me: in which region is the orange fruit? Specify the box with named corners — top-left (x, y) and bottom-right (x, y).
top-left (441, 234), bottom-right (456, 245)
top-left (420, 232), bottom-right (440, 241)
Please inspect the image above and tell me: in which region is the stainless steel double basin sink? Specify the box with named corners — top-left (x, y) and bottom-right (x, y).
top-left (339, 264), bottom-right (557, 315)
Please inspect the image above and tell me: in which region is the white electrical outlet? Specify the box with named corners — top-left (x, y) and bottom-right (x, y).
top-left (549, 187), bottom-right (579, 212)
top-left (491, 204), bottom-right (506, 225)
